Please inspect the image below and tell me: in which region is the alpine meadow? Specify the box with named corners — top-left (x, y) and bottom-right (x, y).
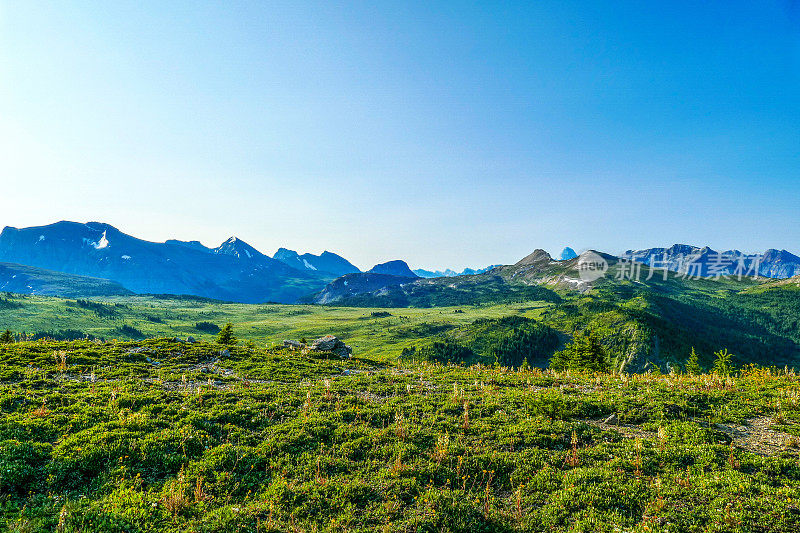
top-left (2, 2), bottom-right (800, 532)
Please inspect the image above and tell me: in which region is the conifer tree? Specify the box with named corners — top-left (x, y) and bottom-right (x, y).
top-left (216, 323), bottom-right (237, 346)
top-left (711, 348), bottom-right (734, 376)
top-left (549, 331), bottom-right (610, 372)
top-left (685, 347), bottom-right (702, 375)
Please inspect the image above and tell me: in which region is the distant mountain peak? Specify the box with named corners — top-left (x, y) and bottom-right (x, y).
top-left (413, 265), bottom-right (498, 278)
top-left (367, 260), bottom-right (418, 278)
top-left (213, 236), bottom-right (264, 260)
top-left (559, 247), bottom-right (578, 261)
top-left (625, 244), bottom-right (800, 279)
top-left (273, 248), bottom-right (360, 277)
top-left (515, 249), bottom-right (553, 267)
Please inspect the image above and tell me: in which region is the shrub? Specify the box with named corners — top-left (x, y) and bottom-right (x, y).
top-left (194, 321), bottom-right (220, 334)
top-left (420, 341), bottom-right (473, 364)
top-left (0, 440), bottom-right (52, 495)
top-left (119, 324), bottom-right (145, 339)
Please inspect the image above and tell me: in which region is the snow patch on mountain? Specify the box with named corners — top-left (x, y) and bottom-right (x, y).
top-left (83, 230), bottom-right (110, 250)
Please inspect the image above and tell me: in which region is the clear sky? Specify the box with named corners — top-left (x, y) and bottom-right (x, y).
top-left (1, 1), bottom-right (799, 270)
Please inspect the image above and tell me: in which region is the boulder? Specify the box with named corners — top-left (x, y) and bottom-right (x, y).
top-left (602, 413), bottom-right (619, 426)
top-left (283, 340), bottom-right (304, 351)
top-left (127, 346), bottom-right (150, 354)
top-left (187, 336), bottom-right (196, 343)
top-left (309, 335), bottom-right (352, 358)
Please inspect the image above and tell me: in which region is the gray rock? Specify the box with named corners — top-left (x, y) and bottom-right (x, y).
top-left (187, 336), bottom-right (196, 343)
top-left (219, 349), bottom-right (230, 358)
top-left (311, 335), bottom-right (339, 351)
top-left (602, 414), bottom-right (619, 425)
top-left (283, 340), bottom-right (304, 350)
top-left (126, 346), bottom-right (151, 354)
top-left (309, 335), bottom-right (352, 359)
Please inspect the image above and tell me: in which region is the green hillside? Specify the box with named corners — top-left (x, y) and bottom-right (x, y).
top-left (0, 262), bottom-right (132, 297)
top-left (0, 338), bottom-right (798, 531)
top-left (1, 266), bottom-right (799, 372)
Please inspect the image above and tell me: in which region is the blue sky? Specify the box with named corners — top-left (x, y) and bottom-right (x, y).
top-left (1, 1), bottom-right (799, 270)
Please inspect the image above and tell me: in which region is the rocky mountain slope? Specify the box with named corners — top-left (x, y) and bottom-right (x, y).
top-left (367, 260), bottom-right (418, 277)
top-left (273, 248), bottom-right (360, 277)
top-left (0, 222), bottom-right (325, 303)
top-left (624, 244), bottom-right (800, 278)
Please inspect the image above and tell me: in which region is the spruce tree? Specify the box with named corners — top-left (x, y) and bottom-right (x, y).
top-left (549, 331), bottom-right (610, 372)
top-left (216, 323), bottom-right (237, 346)
top-left (0, 329), bottom-right (12, 344)
top-left (685, 347), bottom-right (702, 375)
top-left (711, 348), bottom-right (733, 376)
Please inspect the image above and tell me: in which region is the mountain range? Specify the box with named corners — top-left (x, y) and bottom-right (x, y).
top-left (1, 222), bottom-right (799, 304)
top-left (273, 248), bottom-right (360, 277)
top-left (624, 245), bottom-right (800, 279)
top-left (413, 265), bottom-right (499, 278)
top-left (0, 222), bottom-right (325, 303)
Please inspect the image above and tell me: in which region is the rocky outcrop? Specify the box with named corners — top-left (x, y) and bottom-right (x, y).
top-left (309, 335), bottom-right (352, 358)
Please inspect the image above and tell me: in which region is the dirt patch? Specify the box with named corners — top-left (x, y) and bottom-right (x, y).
top-left (712, 417), bottom-right (799, 456)
top-left (583, 418), bottom-right (657, 440)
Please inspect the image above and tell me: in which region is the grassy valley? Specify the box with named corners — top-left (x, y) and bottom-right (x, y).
top-left (2, 270), bottom-right (800, 531)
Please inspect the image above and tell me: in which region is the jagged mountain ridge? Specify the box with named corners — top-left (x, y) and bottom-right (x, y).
top-left (273, 248), bottom-right (360, 277)
top-left (413, 265), bottom-right (499, 278)
top-left (624, 244), bottom-right (800, 279)
top-left (302, 260), bottom-right (419, 304)
top-left (0, 222), bottom-right (325, 303)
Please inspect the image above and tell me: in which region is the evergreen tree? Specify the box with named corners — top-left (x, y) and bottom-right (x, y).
top-left (549, 331), bottom-right (610, 372)
top-left (685, 347), bottom-right (702, 375)
top-left (548, 348), bottom-right (572, 371)
top-left (711, 348), bottom-right (734, 376)
top-left (216, 323), bottom-right (237, 346)
top-left (0, 329), bottom-right (12, 344)
top-left (491, 323), bottom-right (559, 369)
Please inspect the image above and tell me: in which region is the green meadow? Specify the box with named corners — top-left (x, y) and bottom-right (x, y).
top-left (0, 293), bottom-right (555, 362)
top-left (0, 338), bottom-right (798, 531)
